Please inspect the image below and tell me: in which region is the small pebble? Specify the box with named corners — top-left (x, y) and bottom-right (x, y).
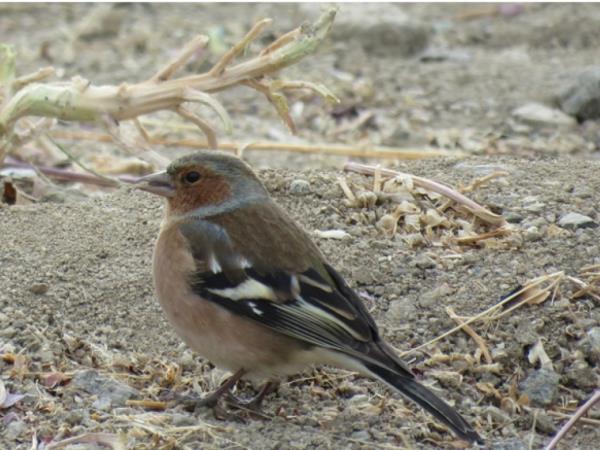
top-left (519, 369), bottom-right (560, 407)
top-left (29, 283), bottom-right (49, 295)
top-left (289, 179), bottom-right (311, 196)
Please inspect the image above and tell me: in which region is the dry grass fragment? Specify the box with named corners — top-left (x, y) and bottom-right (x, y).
top-left (344, 162), bottom-right (506, 227)
top-left (341, 161), bottom-right (510, 249)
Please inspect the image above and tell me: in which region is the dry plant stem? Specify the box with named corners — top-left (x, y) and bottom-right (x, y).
top-left (151, 35), bottom-right (209, 82)
top-left (446, 307), bottom-right (493, 364)
top-left (260, 27), bottom-right (301, 56)
top-left (545, 390), bottom-right (600, 450)
top-left (176, 105), bottom-right (218, 149)
top-left (344, 162), bottom-right (506, 226)
top-left (0, 9), bottom-right (337, 160)
top-left (242, 78), bottom-right (296, 133)
top-left (210, 18), bottom-right (273, 76)
top-left (49, 129), bottom-right (462, 159)
top-left (11, 67), bottom-right (55, 92)
top-left (401, 272), bottom-right (564, 357)
top-left (547, 410), bottom-right (600, 427)
top-left (46, 433), bottom-right (126, 450)
top-left (3, 159), bottom-right (136, 187)
top-left (455, 227), bottom-right (511, 245)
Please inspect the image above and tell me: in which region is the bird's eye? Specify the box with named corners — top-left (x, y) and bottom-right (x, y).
top-left (183, 171), bottom-right (201, 184)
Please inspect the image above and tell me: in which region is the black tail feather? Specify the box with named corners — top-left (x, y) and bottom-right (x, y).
top-left (365, 363), bottom-right (483, 444)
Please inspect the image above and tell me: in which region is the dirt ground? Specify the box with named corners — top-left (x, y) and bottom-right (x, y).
top-left (1, 3), bottom-right (599, 450)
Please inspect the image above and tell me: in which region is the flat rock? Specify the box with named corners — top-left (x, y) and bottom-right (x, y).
top-left (70, 370), bottom-right (139, 409)
top-left (558, 212), bottom-right (597, 229)
top-left (512, 102), bottom-right (576, 128)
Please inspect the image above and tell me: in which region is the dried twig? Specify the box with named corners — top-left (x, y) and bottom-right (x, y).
top-left (446, 307), bottom-right (493, 364)
top-left (344, 162), bottom-right (506, 226)
top-left (47, 129), bottom-right (461, 159)
top-left (544, 390), bottom-right (600, 450)
top-left (46, 433), bottom-right (126, 450)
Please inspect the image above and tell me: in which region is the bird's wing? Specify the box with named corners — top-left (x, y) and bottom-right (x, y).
top-left (178, 202), bottom-right (396, 367)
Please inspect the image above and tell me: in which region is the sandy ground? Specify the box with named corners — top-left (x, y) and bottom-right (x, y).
top-left (1, 3), bottom-right (599, 450)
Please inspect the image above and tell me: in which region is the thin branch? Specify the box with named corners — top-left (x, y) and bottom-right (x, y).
top-left (446, 307), bottom-right (493, 364)
top-left (260, 27), bottom-right (302, 56)
top-left (11, 67), bottom-right (55, 92)
top-left (544, 390), bottom-right (600, 450)
top-left (176, 106), bottom-right (217, 149)
top-left (2, 157), bottom-right (136, 187)
top-left (271, 79), bottom-right (339, 104)
top-left (242, 78), bottom-right (296, 133)
top-left (182, 88), bottom-right (232, 134)
top-left (49, 129), bottom-right (464, 159)
top-left (151, 35), bottom-right (209, 82)
top-left (210, 18), bottom-right (272, 76)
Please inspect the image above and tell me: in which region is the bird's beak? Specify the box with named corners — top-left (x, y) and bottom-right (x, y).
top-left (135, 171), bottom-right (176, 198)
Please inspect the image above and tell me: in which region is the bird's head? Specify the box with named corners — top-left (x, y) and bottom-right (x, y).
top-left (136, 151), bottom-right (268, 216)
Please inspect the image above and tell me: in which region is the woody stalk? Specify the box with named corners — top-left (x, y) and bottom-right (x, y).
top-left (0, 9), bottom-right (338, 164)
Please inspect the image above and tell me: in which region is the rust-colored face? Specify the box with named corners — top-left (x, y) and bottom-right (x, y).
top-left (137, 164), bottom-right (231, 214)
top-left (168, 165), bottom-right (231, 214)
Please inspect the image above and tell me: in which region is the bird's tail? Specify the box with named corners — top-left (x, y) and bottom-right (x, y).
top-left (364, 362), bottom-right (483, 444)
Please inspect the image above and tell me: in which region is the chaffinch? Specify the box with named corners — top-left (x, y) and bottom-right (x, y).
top-left (137, 151), bottom-right (482, 444)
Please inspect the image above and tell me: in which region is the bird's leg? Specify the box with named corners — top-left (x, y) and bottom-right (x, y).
top-left (195, 368), bottom-right (246, 409)
top-left (175, 368), bottom-right (246, 412)
top-left (226, 380), bottom-right (280, 410)
top-left (244, 380), bottom-right (280, 409)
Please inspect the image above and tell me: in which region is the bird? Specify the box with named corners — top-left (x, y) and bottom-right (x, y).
top-left (136, 150), bottom-right (482, 444)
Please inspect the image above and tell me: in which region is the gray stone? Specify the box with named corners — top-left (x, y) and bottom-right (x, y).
top-left (558, 212), bottom-right (597, 230)
top-left (289, 179), bottom-right (311, 196)
top-left (482, 405), bottom-right (512, 425)
top-left (558, 67), bottom-right (600, 120)
top-left (388, 298), bottom-right (417, 319)
top-left (534, 411), bottom-right (556, 434)
top-left (512, 102), bottom-right (576, 128)
top-left (71, 370), bottom-right (139, 409)
top-left (519, 369), bottom-right (560, 407)
top-left (588, 327), bottom-right (600, 352)
top-left (419, 283), bottom-right (452, 307)
top-left (4, 420), bottom-right (27, 440)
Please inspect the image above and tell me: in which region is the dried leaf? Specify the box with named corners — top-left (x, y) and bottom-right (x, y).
top-left (404, 214), bottom-right (421, 233)
top-left (41, 372), bottom-right (72, 389)
top-left (0, 379), bottom-right (25, 409)
top-left (520, 285), bottom-right (550, 305)
top-left (528, 339), bottom-right (553, 371)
